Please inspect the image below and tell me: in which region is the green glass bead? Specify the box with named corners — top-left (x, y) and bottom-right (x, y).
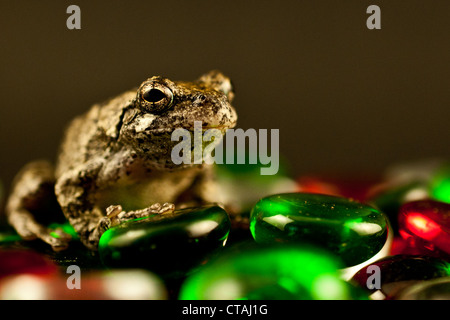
top-left (48, 221), bottom-right (79, 240)
top-left (215, 149), bottom-right (296, 245)
top-left (0, 230), bottom-right (22, 245)
top-left (250, 193), bottom-right (389, 267)
top-left (99, 205), bottom-right (230, 278)
top-left (430, 164), bottom-right (450, 204)
top-left (179, 244), bottom-right (366, 300)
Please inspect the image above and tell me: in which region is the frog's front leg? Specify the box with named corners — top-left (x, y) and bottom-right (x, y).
top-left (54, 162), bottom-right (105, 250)
top-left (55, 162), bottom-right (175, 250)
top-left (5, 160), bottom-right (72, 251)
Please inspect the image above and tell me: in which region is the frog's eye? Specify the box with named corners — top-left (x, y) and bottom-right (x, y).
top-left (138, 83), bottom-right (174, 113)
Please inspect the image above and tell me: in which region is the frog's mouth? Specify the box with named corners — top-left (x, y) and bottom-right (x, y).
top-left (181, 123), bottom-right (237, 132)
top-left (130, 112), bottom-right (237, 134)
top-left (146, 122), bottom-right (237, 134)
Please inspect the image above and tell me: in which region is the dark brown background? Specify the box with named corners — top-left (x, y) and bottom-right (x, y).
top-left (1, 1), bottom-right (449, 194)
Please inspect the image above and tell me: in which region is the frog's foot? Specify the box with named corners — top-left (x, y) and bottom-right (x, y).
top-left (33, 225), bottom-right (72, 252)
top-left (106, 203), bottom-right (175, 227)
top-left (13, 213), bottom-right (72, 251)
top-left (89, 203), bottom-right (176, 250)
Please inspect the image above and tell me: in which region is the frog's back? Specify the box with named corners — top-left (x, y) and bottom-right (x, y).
top-left (55, 90), bottom-right (136, 178)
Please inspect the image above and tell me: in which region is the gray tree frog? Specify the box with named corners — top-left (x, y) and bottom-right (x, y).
top-left (5, 70), bottom-right (237, 251)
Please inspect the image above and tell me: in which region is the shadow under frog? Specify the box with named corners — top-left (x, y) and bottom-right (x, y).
top-left (5, 70), bottom-right (237, 251)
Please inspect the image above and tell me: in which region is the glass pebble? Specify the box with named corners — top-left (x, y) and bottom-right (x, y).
top-left (179, 244), bottom-right (366, 300)
top-left (398, 200), bottom-right (450, 257)
top-left (350, 255), bottom-right (450, 299)
top-left (99, 205), bottom-right (231, 278)
top-left (250, 193), bottom-right (389, 267)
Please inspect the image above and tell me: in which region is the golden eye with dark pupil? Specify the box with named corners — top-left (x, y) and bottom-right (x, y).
top-left (138, 82), bottom-right (174, 113)
top-left (143, 89), bottom-right (166, 103)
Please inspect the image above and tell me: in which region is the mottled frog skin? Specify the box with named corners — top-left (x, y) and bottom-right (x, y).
top-left (5, 70), bottom-right (237, 251)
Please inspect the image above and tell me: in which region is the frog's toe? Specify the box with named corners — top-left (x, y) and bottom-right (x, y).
top-left (49, 240), bottom-right (70, 252)
top-left (39, 228), bottom-right (71, 251)
top-left (138, 202), bottom-right (175, 217)
top-left (150, 202), bottom-right (175, 215)
top-left (115, 203), bottom-right (175, 221)
top-left (42, 235), bottom-right (70, 251)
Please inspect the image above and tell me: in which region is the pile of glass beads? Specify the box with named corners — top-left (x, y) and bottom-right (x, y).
top-left (0, 159), bottom-right (449, 300)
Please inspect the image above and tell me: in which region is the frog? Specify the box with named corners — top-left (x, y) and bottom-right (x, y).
top-left (5, 70), bottom-right (237, 251)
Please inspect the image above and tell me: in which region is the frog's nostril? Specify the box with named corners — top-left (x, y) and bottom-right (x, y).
top-left (143, 89), bottom-right (166, 103)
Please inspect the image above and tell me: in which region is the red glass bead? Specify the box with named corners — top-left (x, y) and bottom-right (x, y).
top-left (0, 249), bottom-right (58, 281)
top-left (398, 200), bottom-right (450, 257)
top-left (296, 175), bottom-right (379, 202)
top-left (390, 236), bottom-right (441, 257)
top-left (297, 176), bottom-right (341, 196)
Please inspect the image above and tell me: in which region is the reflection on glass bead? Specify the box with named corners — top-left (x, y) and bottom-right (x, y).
top-left (396, 276), bottom-right (450, 300)
top-left (0, 269), bottom-right (167, 300)
top-left (398, 200), bottom-right (450, 257)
